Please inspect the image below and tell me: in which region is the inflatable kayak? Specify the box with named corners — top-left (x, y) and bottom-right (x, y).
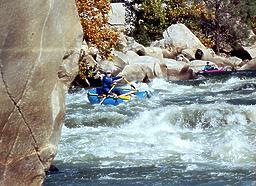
top-left (87, 88), bottom-right (150, 105)
top-left (195, 69), bottom-right (232, 77)
top-left (197, 69), bottom-right (226, 73)
top-left (196, 70), bottom-right (256, 79)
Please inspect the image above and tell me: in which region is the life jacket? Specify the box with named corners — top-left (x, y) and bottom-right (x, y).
top-left (102, 76), bottom-right (113, 89)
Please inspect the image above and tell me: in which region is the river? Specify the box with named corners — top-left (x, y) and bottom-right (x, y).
top-left (44, 77), bottom-right (256, 185)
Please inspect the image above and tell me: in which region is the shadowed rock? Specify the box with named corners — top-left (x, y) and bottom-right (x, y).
top-left (0, 0), bottom-right (82, 185)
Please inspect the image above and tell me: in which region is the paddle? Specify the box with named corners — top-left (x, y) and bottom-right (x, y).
top-left (122, 77), bottom-right (137, 91)
top-left (100, 84), bottom-right (116, 105)
top-left (117, 90), bottom-right (136, 100)
top-left (119, 90), bottom-right (137, 97)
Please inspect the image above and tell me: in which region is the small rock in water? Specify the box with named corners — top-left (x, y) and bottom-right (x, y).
top-left (46, 164), bottom-right (59, 174)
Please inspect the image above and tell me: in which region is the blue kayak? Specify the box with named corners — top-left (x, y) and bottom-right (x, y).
top-left (87, 88), bottom-right (150, 105)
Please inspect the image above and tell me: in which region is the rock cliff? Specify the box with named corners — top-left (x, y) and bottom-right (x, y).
top-left (0, 0), bottom-right (82, 185)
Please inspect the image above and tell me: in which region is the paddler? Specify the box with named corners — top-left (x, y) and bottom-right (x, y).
top-left (101, 70), bottom-right (124, 96)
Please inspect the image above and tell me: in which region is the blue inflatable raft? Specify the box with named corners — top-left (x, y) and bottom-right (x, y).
top-left (87, 88), bottom-right (150, 105)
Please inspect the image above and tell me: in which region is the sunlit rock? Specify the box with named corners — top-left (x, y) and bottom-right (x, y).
top-left (116, 32), bottom-right (128, 50)
top-left (97, 60), bottom-right (123, 75)
top-left (162, 59), bottom-right (195, 80)
top-left (206, 56), bottom-right (234, 68)
top-left (129, 56), bottom-right (164, 79)
top-left (108, 3), bottom-right (125, 26)
top-left (239, 58), bottom-right (256, 70)
top-left (112, 50), bottom-right (130, 68)
top-left (150, 39), bottom-right (166, 48)
top-left (228, 57), bottom-right (243, 68)
top-left (242, 45), bottom-right (256, 59)
top-left (181, 48), bottom-right (196, 60)
top-left (145, 47), bottom-right (163, 59)
top-left (163, 24), bottom-right (206, 50)
top-left (125, 50), bottom-right (140, 59)
top-left (0, 1), bottom-right (82, 185)
top-left (176, 54), bottom-right (190, 63)
top-left (121, 64), bottom-right (152, 82)
top-left (123, 37), bottom-right (145, 56)
top-left (162, 48), bottom-right (176, 59)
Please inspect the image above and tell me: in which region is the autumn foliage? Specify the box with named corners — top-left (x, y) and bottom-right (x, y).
top-left (76, 0), bottom-right (119, 57)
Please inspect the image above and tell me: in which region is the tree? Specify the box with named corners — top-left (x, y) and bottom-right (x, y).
top-left (124, 0), bottom-right (166, 45)
top-left (241, 0), bottom-right (256, 30)
top-left (141, 0), bottom-right (167, 42)
top-left (201, 0), bottom-right (254, 54)
top-left (238, 0), bottom-right (256, 36)
top-left (76, 0), bottom-right (119, 56)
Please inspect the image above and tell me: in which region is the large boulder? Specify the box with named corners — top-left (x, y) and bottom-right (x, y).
top-left (150, 39), bottom-right (166, 48)
top-left (121, 64), bottom-right (151, 82)
top-left (125, 50), bottom-right (140, 59)
top-left (181, 48), bottom-right (196, 60)
top-left (123, 37), bottom-right (146, 56)
top-left (242, 45), bottom-right (256, 59)
top-left (97, 60), bottom-right (123, 75)
top-left (162, 59), bottom-right (195, 80)
top-left (206, 55), bottom-right (234, 68)
top-left (82, 55), bottom-right (98, 67)
top-left (228, 56), bottom-right (243, 67)
top-left (239, 58), bottom-right (256, 70)
top-left (0, 1), bottom-right (82, 185)
top-left (111, 50), bottom-right (130, 68)
top-left (116, 32), bottom-right (128, 50)
top-left (128, 56), bottom-right (165, 79)
top-left (163, 24), bottom-right (206, 50)
top-left (163, 59), bottom-right (188, 70)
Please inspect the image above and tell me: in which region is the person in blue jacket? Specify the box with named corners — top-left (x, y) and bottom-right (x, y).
top-left (101, 70), bottom-right (123, 96)
top-left (203, 62), bottom-right (212, 71)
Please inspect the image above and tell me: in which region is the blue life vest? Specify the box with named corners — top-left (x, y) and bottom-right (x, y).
top-left (102, 75), bottom-right (121, 89)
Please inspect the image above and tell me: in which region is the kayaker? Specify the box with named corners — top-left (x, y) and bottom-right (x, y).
top-left (203, 62), bottom-right (212, 71)
top-left (101, 70), bottom-right (123, 96)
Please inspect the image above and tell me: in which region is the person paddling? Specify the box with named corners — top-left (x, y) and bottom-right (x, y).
top-left (203, 62), bottom-right (212, 71)
top-left (101, 70), bottom-right (123, 96)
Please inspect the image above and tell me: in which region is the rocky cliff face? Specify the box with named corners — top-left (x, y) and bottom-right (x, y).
top-left (0, 0), bottom-right (82, 185)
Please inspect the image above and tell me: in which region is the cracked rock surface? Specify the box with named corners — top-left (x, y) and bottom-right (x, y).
top-left (0, 0), bottom-right (82, 185)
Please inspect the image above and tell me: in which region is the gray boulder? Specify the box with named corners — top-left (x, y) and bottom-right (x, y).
top-left (162, 59), bottom-right (195, 80)
top-left (242, 45), bottom-right (256, 59)
top-left (163, 24), bottom-right (206, 50)
top-left (124, 37), bottom-right (145, 56)
top-left (239, 58), bottom-right (256, 70)
top-left (121, 64), bottom-right (152, 82)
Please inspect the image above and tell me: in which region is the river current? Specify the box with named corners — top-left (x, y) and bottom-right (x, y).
top-left (45, 77), bottom-right (256, 185)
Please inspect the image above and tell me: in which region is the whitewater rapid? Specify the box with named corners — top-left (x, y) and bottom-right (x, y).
top-left (46, 77), bottom-right (256, 185)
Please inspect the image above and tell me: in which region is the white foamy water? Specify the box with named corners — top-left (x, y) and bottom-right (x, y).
top-left (55, 78), bottom-right (256, 173)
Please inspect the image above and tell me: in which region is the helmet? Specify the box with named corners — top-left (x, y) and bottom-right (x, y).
top-left (106, 70), bottom-right (112, 74)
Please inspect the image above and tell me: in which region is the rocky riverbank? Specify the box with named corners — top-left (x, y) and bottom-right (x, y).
top-left (73, 23), bottom-right (256, 89)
